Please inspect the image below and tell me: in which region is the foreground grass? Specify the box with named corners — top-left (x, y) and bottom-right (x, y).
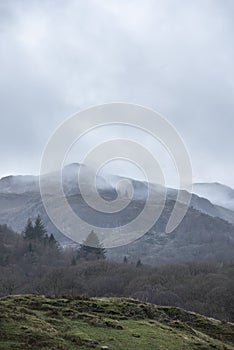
top-left (0, 294), bottom-right (233, 350)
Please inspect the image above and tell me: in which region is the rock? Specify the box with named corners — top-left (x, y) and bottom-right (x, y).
top-left (84, 338), bottom-right (99, 345)
top-left (132, 333), bottom-right (141, 338)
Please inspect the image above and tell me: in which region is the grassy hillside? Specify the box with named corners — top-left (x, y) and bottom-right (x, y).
top-left (0, 295), bottom-right (233, 350)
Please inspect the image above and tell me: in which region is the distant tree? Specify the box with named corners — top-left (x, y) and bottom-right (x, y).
top-left (23, 217), bottom-right (58, 249)
top-left (78, 231), bottom-right (106, 261)
top-left (34, 215), bottom-right (47, 240)
top-left (136, 259), bottom-right (143, 268)
top-left (23, 219), bottom-right (34, 240)
top-left (71, 256), bottom-right (77, 266)
top-left (123, 256), bottom-right (128, 264)
top-left (48, 234), bottom-right (58, 249)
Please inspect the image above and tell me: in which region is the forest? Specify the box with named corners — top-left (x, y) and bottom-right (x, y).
top-left (0, 221), bottom-right (233, 323)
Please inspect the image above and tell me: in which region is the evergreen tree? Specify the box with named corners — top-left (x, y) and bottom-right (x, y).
top-left (123, 256), bottom-right (128, 264)
top-left (23, 219), bottom-right (34, 240)
top-left (78, 231), bottom-right (106, 261)
top-left (23, 216), bottom-right (52, 246)
top-left (136, 259), bottom-right (143, 268)
top-left (34, 215), bottom-right (47, 240)
top-left (49, 233), bottom-right (57, 247)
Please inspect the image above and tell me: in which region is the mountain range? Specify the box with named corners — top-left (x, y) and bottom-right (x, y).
top-left (0, 163), bottom-right (234, 265)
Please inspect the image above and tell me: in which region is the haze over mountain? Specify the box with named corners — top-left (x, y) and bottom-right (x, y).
top-left (1, 2), bottom-right (234, 347)
top-left (0, 164), bottom-right (234, 265)
top-left (1, 0), bottom-right (234, 191)
top-left (193, 182), bottom-right (234, 211)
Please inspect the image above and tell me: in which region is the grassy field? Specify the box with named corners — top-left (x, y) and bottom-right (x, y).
top-left (0, 294), bottom-right (233, 350)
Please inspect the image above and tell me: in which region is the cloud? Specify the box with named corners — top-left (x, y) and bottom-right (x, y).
top-left (0, 0), bottom-right (233, 187)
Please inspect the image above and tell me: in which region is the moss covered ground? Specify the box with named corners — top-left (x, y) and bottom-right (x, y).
top-left (0, 294), bottom-right (233, 349)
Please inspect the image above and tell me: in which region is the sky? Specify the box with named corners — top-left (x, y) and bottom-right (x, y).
top-left (0, 0), bottom-right (234, 187)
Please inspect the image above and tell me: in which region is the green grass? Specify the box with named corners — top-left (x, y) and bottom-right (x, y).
top-left (0, 294), bottom-right (233, 350)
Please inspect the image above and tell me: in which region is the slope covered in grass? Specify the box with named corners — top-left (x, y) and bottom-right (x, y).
top-left (0, 294), bottom-right (233, 350)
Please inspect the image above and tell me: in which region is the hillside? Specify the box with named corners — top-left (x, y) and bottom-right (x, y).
top-left (193, 183), bottom-right (234, 211)
top-left (0, 294), bottom-right (233, 350)
top-left (108, 202), bottom-right (234, 265)
top-left (1, 170), bottom-right (234, 265)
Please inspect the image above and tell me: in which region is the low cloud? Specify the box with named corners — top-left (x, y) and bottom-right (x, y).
top-left (0, 0), bottom-right (233, 186)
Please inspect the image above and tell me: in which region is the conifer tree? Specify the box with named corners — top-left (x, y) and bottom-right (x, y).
top-left (78, 231), bottom-right (106, 261)
top-left (49, 233), bottom-right (57, 247)
top-left (23, 219), bottom-right (34, 240)
top-left (136, 259), bottom-right (143, 268)
top-left (123, 256), bottom-right (128, 264)
top-left (34, 215), bottom-right (47, 240)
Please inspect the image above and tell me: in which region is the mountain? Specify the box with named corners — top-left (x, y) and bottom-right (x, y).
top-left (168, 187), bottom-right (234, 225)
top-left (193, 182), bottom-right (234, 211)
top-left (0, 163), bottom-right (117, 198)
top-left (0, 174), bottom-right (39, 193)
top-left (0, 294), bottom-right (233, 350)
top-left (1, 166), bottom-right (234, 264)
top-left (108, 200), bottom-right (234, 264)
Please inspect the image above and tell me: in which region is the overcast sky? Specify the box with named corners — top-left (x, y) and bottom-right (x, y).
top-left (0, 0), bottom-right (234, 187)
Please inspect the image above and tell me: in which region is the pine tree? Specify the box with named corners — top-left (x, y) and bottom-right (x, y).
top-left (136, 259), bottom-right (143, 268)
top-left (23, 219), bottom-right (34, 240)
top-left (49, 233), bottom-right (57, 247)
top-left (34, 215), bottom-right (47, 240)
top-left (123, 256), bottom-right (128, 264)
top-left (78, 231), bottom-right (106, 261)
top-left (23, 216), bottom-right (58, 250)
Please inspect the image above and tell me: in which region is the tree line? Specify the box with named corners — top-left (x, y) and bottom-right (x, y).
top-left (23, 217), bottom-right (106, 261)
top-left (0, 220), bottom-right (233, 322)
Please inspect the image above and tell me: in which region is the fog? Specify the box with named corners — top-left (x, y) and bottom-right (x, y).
top-left (0, 0), bottom-right (234, 187)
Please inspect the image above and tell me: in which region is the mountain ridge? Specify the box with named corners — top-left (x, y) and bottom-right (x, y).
top-left (1, 166), bottom-right (234, 265)
top-left (193, 182), bottom-right (234, 210)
